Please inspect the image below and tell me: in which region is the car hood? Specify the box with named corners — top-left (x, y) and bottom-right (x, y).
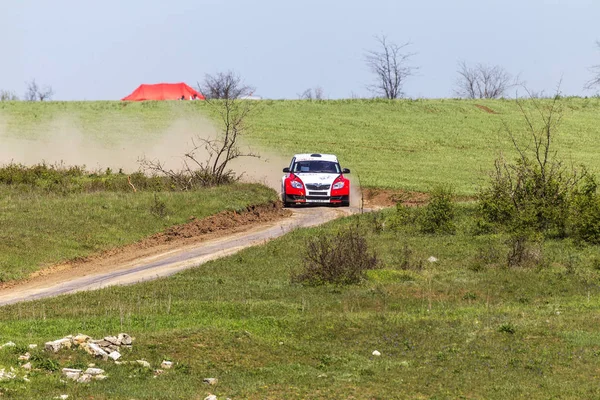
top-left (295, 173), bottom-right (340, 185)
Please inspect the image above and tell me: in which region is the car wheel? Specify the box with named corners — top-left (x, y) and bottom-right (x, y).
top-left (282, 192), bottom-right (291, 208)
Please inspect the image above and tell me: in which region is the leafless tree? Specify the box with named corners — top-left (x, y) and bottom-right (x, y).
top-left (364, 35), bottom-right (416, 99)
top-left (198, 71), bottom-right (255, 99)
top-left (585, 40), bottom-right (600, 90)
top-left (25, 79), bottom-right (54, 101)
top-left (453, 61), bottom-right (513, 99)
top-left (298, 86), bottom-right (324, 100)
top-left (140, 95), bottom-right (259, 188)
top-left (0, 90), bottom-right (18, 101)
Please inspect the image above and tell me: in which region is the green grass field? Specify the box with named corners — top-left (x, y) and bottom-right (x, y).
top-left (3, 98), bottom-right (600, 194)
top-left (1, 207), bottom-right (600, 399)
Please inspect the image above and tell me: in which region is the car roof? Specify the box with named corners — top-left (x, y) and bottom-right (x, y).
top-left (293, 153), bottom-right (338, 162)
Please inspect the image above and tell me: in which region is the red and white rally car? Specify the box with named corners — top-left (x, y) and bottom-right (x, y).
top-left (281, 153), bottom-right (351, 207)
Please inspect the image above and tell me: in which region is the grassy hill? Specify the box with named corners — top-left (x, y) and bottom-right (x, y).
top-left (2, 98), bottom-right (600, 194)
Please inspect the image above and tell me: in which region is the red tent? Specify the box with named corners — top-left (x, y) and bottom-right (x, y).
top-left (122, 83), bottom-right (205, 101)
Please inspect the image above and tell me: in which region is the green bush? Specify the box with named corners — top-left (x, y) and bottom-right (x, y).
top-left (418, 186), bottom-right (456, 234)
top-left (570, 175), bottom-right (600, 244)
top-left (293, 227), bottom-right (379, 286)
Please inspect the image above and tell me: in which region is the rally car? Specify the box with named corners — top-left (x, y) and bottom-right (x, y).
top-left (281, 153), bottom-right (350, 207)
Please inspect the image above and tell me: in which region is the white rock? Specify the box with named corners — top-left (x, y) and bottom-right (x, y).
top-left (23, 376), bottom-right (30, 382)
top-left (204, 395), bottom-right (218, 400)
top-left (104, 336), bottom-right (120, 345)
top-left (28, 344), bottom-right (38, 349)
top-left (84, 367), bottom-right (105, 376)
top-left (93, 374), bottom-right (108, 381)
top-left (118, 333), bottom-right (133, 345)
top-left (1, 341), bottom-right (16, 349)
top-left (136, 360), bottom-right (151, 368)
top-left (0, 368), bottom-right (17, 381)
top-left (53, 395), bottom-right (69, 400)
top-left (427, 256), bottom-right (438, 263)
top-left (73, 334), bottom-right (90, 345)
top-left (161, 360), bottom-right (173, 369)
top-left (108, 351), bottom-right (121, 361)
top-left (45, 338), bottom-right (71, 353)
top-left (87, 343), bottom-right (109, 358)
top-left (372, 350), bottom-right (381, 356)
top-left (64, 371), bottom-right (81, 381)
top-left (22, 362), bottom-right (32, 370)
top-left (18, 352), bottom-right (31, 361)
top-left (203, 377), bottom-right (218, 385)
top-left (77, 373), bottom-right (92, 383)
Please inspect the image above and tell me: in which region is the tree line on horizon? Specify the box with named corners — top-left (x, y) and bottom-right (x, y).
top-left (2, 37), bottom-right (600, 102)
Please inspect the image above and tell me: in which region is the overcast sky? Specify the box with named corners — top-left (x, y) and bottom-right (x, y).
top-left (1, 0), bottom-right (598, 100)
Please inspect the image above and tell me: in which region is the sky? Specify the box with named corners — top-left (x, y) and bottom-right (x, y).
top-left (1, 0), bottom-right (599, 100)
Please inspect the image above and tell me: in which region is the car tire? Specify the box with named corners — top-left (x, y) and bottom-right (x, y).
top-left (282, 193), bottom-right (291, 208)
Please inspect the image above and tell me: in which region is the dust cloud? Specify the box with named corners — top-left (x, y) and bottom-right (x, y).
top-left (0, 114), bottom-right (289, 193)
top-left (0, 113), bottom-right (362, 201)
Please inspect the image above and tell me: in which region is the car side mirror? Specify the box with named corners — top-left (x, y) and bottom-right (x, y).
top-left (283, 167), bottom-right (290, 173)
top-left (342, 168), bottom-right (351, 174)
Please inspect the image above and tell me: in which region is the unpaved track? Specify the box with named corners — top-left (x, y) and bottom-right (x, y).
top-left (0, 206), bottom-right (361, 306)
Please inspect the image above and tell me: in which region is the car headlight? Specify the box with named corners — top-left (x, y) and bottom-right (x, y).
top-left (333, 181), bottom-right (345, 189)
top-left (291, 180), bottom-right (303, 189)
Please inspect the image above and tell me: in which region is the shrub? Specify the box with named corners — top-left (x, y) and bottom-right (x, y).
top-left (418, 186), bottom-right (456, 234)
top-left (293, 227), bottom-right (379, 286)
top-left (570, 175), bottom-right (600, 244)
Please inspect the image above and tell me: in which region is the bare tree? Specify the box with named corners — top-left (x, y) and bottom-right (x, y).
top-left (25, 79), bottom-right (54, 101)
top-left (140, 95), bottom-right (258, 187)
top-left (585, 40), bottom-right (600, 90)
top-left (298, 86), bottom-right (324, 100)
top-left (453, 61), bottom-right (513, 99)
top-left (364, 35), bottom-right (416, 99)
top-left (198, 71), bottom-right (255, 100)
top-left (0, 90), bottom-right (18, 101)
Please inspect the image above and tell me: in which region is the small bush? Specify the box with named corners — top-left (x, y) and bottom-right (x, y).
top-left (418, 186), bottom-right (456, 234)
top-left (506, 234), bottom-right (544, 268)
top-left (394, 244), bottom-right (423, 271)
top-left (570, 175), bottom-right (600, 244)
top-left (293, 227), bottom-right (379, 286)
top-left (150, 194), bottom-right (169, 218)
top-left (387, 202), bottom-right (417, 230)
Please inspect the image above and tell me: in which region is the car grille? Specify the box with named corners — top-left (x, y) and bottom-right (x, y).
top-left (308, 191), bottom-right (328, 196)
top-left (306, 184), bottom-right (331, 190)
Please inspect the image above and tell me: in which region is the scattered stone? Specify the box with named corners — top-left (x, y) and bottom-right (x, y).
top-left (22, 362), bottom-right (32, 371)
top-left (1, 341), bottom-right (16, 349)
top-left (118, 333), bottom-right (133, 345)
top-left (108, 351), bottom-right (121, 361)
top-left (427, 256), bottom-right (438, 263)
top-left (85, 343), bottom-right (109, 359)
top-left (372, 350), bottom-right (381, 356)
top-left (88, 363), bottom-right (96, 367)
top-left (45, 338), bottom-right (71, 353)
top-left (0, 368), bottom-right (17, 381)
top-left (73, 334), bottom-right (90, 345)
top-left (104, 336), bottom-right (120, 345)
top-left (54, 395), bottom-right (69, 400)
top-left (28, 344), bottom-right (38, 349)
top-left (136, 360), bottom-right (151, 368)
top-left (154, 369), bottom-right (164, 376)
top-left (161, 360), bottom-right (173, 369)
top-left (94, 374), bottom-right (108, 381)
top-left (18, 352), bottom-right (31, 361)
top-left (76, 373), bottom-right (92, 383)
top-left (203, 377), bottom-right (218, 385)
top-left (84, 368), bottom-right (105, 376)
top-left (204, 395), bottom-right (218, 400)
top-left (62, 368), bottom-right (82, 381)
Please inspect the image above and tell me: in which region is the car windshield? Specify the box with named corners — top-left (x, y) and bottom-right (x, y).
top-left (292, 160), bottom-right (340, 174)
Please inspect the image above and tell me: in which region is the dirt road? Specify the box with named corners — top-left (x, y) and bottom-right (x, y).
top-left (0, 206), bottom-right (361, 306)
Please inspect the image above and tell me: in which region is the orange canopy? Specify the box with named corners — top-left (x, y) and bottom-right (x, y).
top-left (122, 83), bottom-right (205, 101)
